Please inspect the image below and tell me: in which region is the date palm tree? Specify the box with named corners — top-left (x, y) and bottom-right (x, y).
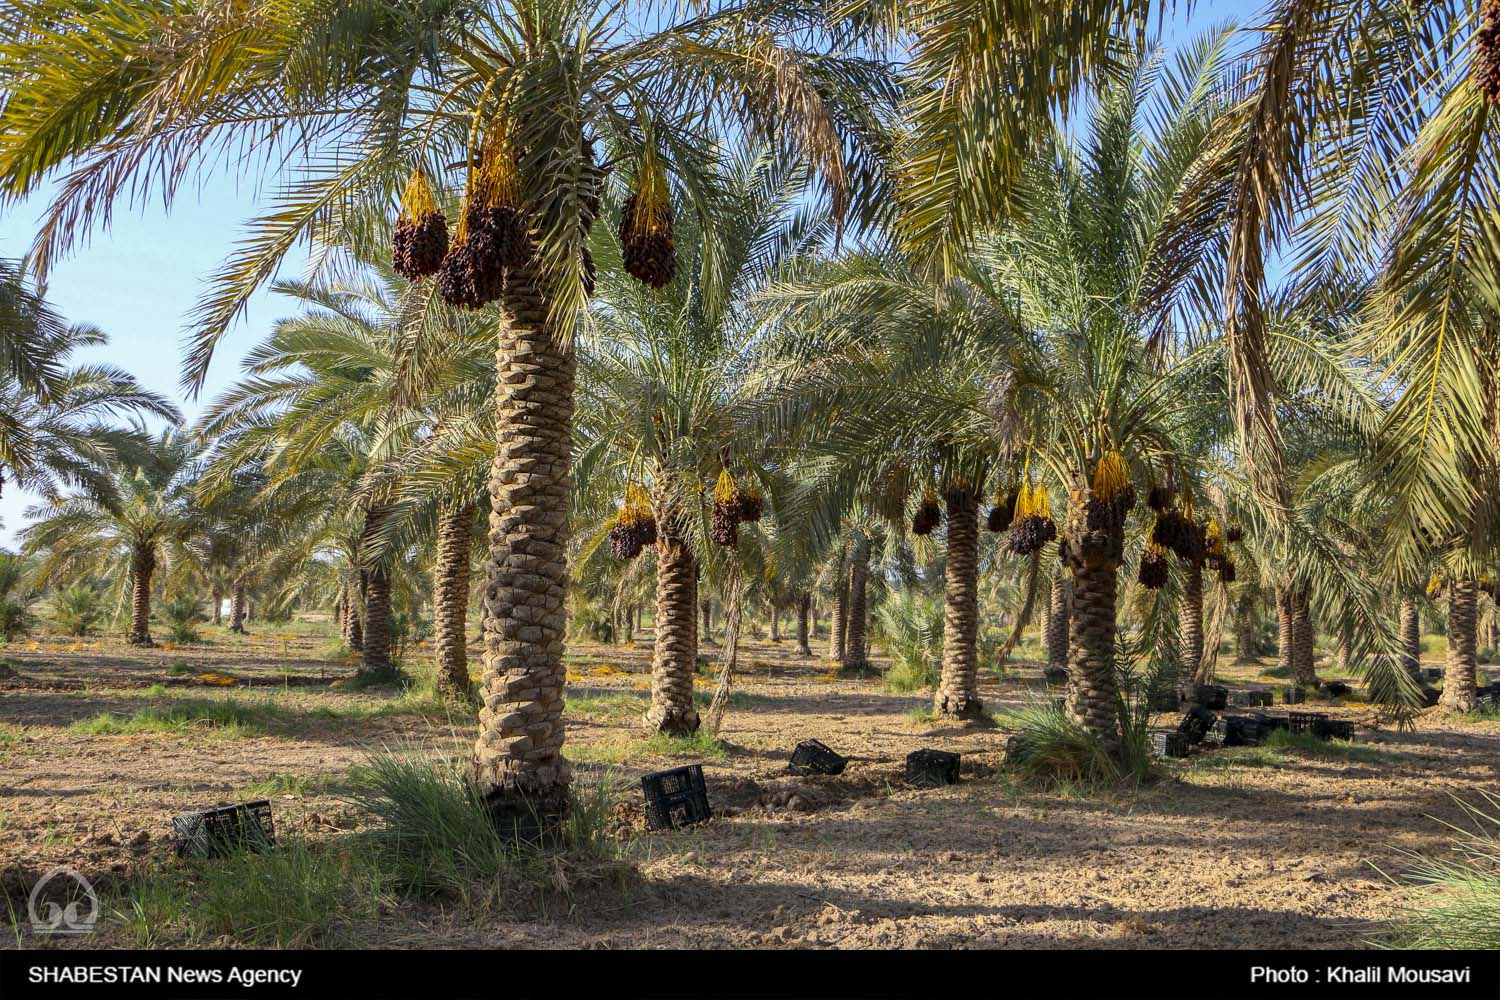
top-left (22, 428), bottom-right (200, 645)
top-left (0, 0), bottom-right (896, 830)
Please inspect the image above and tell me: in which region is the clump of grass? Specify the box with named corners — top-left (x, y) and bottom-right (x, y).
top-left (239, 772), bottom-right (344, 798)
top-left (112, 839), bottom-right (381, 948)
top-left (346, 745), bottom-right (630, 902)
top-left (872, 591), bottom-right (941, 693)
top-left (1261, 728), bottom-right (1384, 763)
top-left (70, 697), bottom-right (281, 737)
top-left (166, 660), bottom-right (193, 676)
top-left (572, 730), bottom-right (728, 765)
top-left (1380, 792), bottom-right (1500, 950)
top-left (567, 692), bottom-right (649, 722)
top-left (906, 706), bottom-right (937, 726)
top-left (1000, 692), bottom-right (1155, 791)
top-left (1467, 704), bottom-right (1500, 723)
top-left (0, 723), bottom-right (24, 749)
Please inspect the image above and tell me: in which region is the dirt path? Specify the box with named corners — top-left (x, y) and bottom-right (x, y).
top-left (2, 625), bottom-right (1496, 948)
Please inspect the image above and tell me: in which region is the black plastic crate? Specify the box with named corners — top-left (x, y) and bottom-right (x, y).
top-left (1282, 686), bottom-right (1306, 705)
top-left (1150, 730), bottom-right (1189, 758)
top-left (787, 739), bottom-right (848, 776)
top-left (1043, 666), bottom-right (1069, 686)
top-left (906, 749), bottom-right (961, 788)
top-left (1232, 690), bottom-right (1273, 708)
top-left (172, 800), bottom-right (275, 859)
top-left (1185, 684), bottom-right (1228, 710)
top-left (1176, 706), bottom-right (1217, 745)
top-left (1215, 715), bottom-right (1268, 747)
top-left (1253, 712), bottom-right (1291, 731)
top-left (641, 764), bottom-right (713, 831)
top-left (1286, 711), bottom-right (1328, 733)
top-left (1421, 667), bottom-right (1442, 682)
top-left (1320, 681), bottom-right (1352, 698)
top-left (1145, 688), bottom-right (1180, 712)
top-left (1315, 718), bottom-right (1355, 741)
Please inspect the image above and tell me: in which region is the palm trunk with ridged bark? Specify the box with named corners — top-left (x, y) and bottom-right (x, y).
top-left (935, 488), bottom-right (982, 720)
top-left (701, 597), bottom-right (712, 645)
top-left (360, 563), bottom-right (395, 678)
top-left (1062, 486), bottom-right (1122, 750)
top-left (1399, 597), bottom-right (1421, 680)
top-left (433, 503), bottom-right (475, 702)
top-left (796, 591), bottom-right (812, 656)
top-left (828, 568), bottom-right (846, 660)
top-left (468, 263), bottom-right (574, 829)
top-left (769, 603), bottom-right (780, 642)
top-left (647, 524), bottom-right (701, 735)
top-left (1276, 589), bottom-right (1293, 677)
top-left (843, 532), bottom-right (869, 671)
top-left (211, 590), bottom-right (222, 627)
top-left (229, 579), bottom-right (246, 634)
top-left (1183, 562), bottom-right (1205, 682)
top-left (1442, 578), bottom-right (1479, 711)
top-left (1045, 571), bottom-right (1070, 673)
top-left (127, 545), bottom-right (155, 646)
top-left (1291, 589), bottom-right (1317, 686)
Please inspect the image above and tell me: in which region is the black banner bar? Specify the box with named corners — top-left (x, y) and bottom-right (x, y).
top-left (2, 949), bottom-right (1497, 1000)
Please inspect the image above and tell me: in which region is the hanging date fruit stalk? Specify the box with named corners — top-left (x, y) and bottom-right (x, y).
top-left (1225, 525), bottom-right (1244, 543)
top-left (986, 484), bottom-right (1017, 532)
top-left (1008, 482), bottom-right (1056, 555)
top-left (1086, 449), bottom-right (1135, 532)
top-left (1202, 519), bottom-right (1225, 569)
top-left (711, 470), bottom-right (741, 548)
top-left (912, 486), bottom-right (941, 536)
top-left (619, 151), bottom-right (676, 288)
top-left (1479, 0), bottom-right (1500, 104)
top-left (608, 484), bottom-right (657, 561)
top-left (1138, 543), bottom-right (1169, 590)
top-left (392, 167), bottom-right (449, 279)
top-left (1218, 558), bottom-right (1237, 583)
top-left (733, 484), bottom-right (764, 523)
top-left (438, 121), bottom-right (531, 309)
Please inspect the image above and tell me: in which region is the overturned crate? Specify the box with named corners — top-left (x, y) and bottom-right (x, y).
top-left (1176, 706), bottom-right (1217, 745)
top-left (906, 749), bottom-right (961, 788)
top-left (1281, 686), bottom-right (1307, 705)
top-left (1286, 711), bottom-right (1329, 734)
top-left (1232, 690), bottom-right (1273, 708)
top-left (787, 739), bottom-right (848, 777)
top-left (1150, 730), bottom-right (1189, 758)
top-left (1210, 715), bottom-right (1269, 748)
top-left (641, 764), bottom-right (713, 831)
top-left (1314, 718), bottom-right (1355, 741)
top-left (1184, 684), bottom-right (1229, 710)
top-left (173, 800), bottom-right (275, 859)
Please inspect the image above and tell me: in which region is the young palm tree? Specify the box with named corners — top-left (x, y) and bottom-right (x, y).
top-left (577, 149), bottom-right (824, 734)
top-left (22, 429), bottom-right (200, 645)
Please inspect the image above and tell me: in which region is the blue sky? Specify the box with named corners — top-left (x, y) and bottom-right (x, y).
top-left (0, 1), bottom-right (1250, 546)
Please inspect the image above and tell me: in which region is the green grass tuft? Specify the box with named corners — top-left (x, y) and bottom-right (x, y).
top-left (70, 698), bottom-right (281, 737)
top-left (1380, 792), bottom-right (1500, 950)
top-left (1261, 728), bottom-right (1384, 763)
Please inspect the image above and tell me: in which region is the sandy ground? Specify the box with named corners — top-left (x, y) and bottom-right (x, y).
top-left (2, 620), bottom-right (1496, 949)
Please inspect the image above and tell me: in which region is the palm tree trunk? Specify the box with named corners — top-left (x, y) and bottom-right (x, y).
top-left (229, 579), bottom-right (246, 634)
top-left (1337, 625), bottom-right (1352, 671)
top-left (211, 590), bottom-right (222, 627)
top-left (1276, 588), bottom-right (1293, 677)
top-left (646, 529), bottom-right (701, 735)
top-left (769, 603), bottom-right (780, 641)
top-left (469, 262), bottom-right (575, 829)
top-left (1291, 589), bottom-right (1317, 686)
top-left (1399, 596), bottom-right (1422, 680)
top-left (433, 503), bottom-right (475, 702)
top-left (809, 599), bottom-right (818, 640)
top-left (1182, 562), bottom-right (1204, 681)
top-left (843, 532), bottom-right (870, 671)
top-left (935, 488), bottom-right (982, 720)
top-left (828, 568), bottom-right (847, 660)
top-left (360, 564), bottom-right (396, 678)
top-left (1045, 570), bottom-right (1070, 672)
top-left (1062, 487), bottom-right (1122, 750)
top-left (701, 597), bottom-right (713, 645)
top-left (1442, 578), bottom-right (1479, 711)
top-left (347, 585), bottom-right (363, 651)
top-left (796, 591), bottom-right (812, 656)
top-left (1066, 559), bottom-right (1120, 750)
top-left (127, 545), bottom-right (155, 646)
top-left (622, 604), bottom-right (635, 644)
